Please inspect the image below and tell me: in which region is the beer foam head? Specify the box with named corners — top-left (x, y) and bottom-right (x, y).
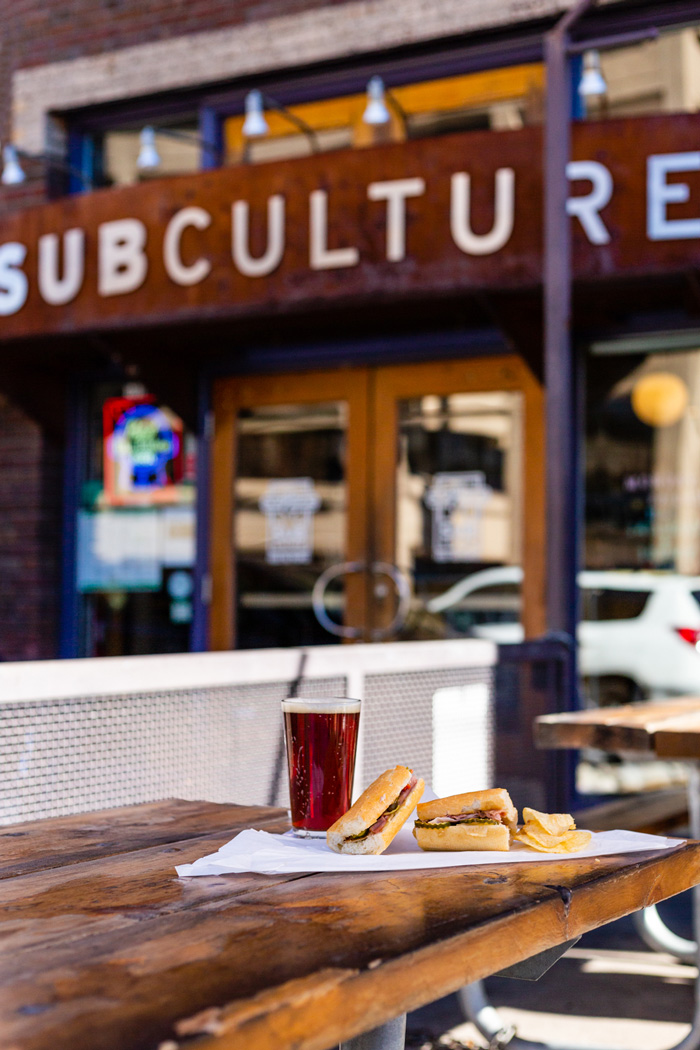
top-left (281, 696), bottom-right (361, 714)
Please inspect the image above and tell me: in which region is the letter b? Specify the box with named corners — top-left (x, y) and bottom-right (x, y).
top-left (98, 219), bottom-right (148, 297)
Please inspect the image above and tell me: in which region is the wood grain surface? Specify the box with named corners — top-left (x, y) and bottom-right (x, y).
top-left (535, 698), bottom-right (700, 756)
top-left (2, 799), bottom-right (699, 1050)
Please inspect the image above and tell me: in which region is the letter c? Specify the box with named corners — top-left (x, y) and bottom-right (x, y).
top-left (163, 206), bottom-right (212, 286)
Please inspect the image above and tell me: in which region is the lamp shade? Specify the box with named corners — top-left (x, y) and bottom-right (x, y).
top-left (1, 145), bottom-right (25, 185)
top-left (631, 372), bottom-right (689, 427)
top-left (579, 50), bottom-right (607, 98)
top-left (136, 127), bottom-right (161, 170)
top-left (242, 90), bottom-right (269, 138)
top-left (362, 76), bottom-right (391, 126)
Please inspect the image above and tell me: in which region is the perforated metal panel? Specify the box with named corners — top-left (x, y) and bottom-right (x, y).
top-left (0, 676), bottom-right (345, 825)
top-left (360, 667), bottom-right (494, 793)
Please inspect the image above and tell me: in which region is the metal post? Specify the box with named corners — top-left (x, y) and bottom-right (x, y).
top-left (544, 0), bottom-right (596, 646)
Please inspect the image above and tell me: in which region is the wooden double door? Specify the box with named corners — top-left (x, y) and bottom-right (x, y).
top-left (210, 356), bottom-right (544, 650)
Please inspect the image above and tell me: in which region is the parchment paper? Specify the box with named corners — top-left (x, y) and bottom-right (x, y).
top-left (176, 826), bottom-right (683, 877)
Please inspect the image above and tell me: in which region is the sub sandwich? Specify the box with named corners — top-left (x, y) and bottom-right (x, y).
top-left (327, 765), bottom-right (425, 855)
top-left (413, 788), bottom-right (518, 852)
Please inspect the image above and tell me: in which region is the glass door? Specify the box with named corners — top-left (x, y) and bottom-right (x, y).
top-left (371, 357), bottom-right (545, 642)
top-left (210, 369), bottom-right (370, 650)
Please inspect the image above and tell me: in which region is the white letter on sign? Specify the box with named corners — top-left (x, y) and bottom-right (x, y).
top-left (309, 190), bottom-right (359, 270)
top-left (367, 177), bottom-right (425, 261)
top-left (232, 195), bottom-right (285, 277)
top-left (566, 161), bottom-right (612, 245)
top-left (98, 218), bottom-right (148, 296)
top-left (164, 206), bottom-right (212, 286)
top-left (648, 152), bottom-right (700, 240)
top-left (451, 169), bottom-right (515, 255)
top-left (38, 229), bottom-right (85, 304)
top-left (0, 242), bottom-right (28, 316)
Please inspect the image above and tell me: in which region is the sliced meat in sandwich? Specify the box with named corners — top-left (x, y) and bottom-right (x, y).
top-left (413, 788), bottom-right (517, 852)
top-left (327, 766), bottom-right (425, 855)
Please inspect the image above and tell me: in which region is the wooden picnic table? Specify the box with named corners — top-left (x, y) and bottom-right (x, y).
top-left (535, 696), bottom-right (700, 758)
top-left (2, 797), bottom-right (700, 1050)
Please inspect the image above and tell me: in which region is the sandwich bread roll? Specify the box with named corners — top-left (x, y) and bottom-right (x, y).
top-left (414, 787), bottom-right (517, 852)
top-left (327, 765), bottom-right (425, 855)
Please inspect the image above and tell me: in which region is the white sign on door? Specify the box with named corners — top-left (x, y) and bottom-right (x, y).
top-left (259, 478), bottom-right (321, 564)
top-left (425, 471), bottom-right (492, 562)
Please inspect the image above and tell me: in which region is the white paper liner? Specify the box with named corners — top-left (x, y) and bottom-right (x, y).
top-left (176, 825), bottom-right (684, 877)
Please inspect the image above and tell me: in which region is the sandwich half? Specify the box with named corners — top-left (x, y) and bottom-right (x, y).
top-left (327, 766), bottom-right (425, 855)
top-left (413, 787), bottom-right (517, 852)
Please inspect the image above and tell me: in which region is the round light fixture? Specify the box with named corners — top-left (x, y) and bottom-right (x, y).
top-left (631, 372), bottom-right (689, 427)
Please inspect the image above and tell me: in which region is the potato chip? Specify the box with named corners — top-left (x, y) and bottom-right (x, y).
top-left (522, 807), bottom-right (575, 837)
top-left (514, 828), bottom-right (592, 854)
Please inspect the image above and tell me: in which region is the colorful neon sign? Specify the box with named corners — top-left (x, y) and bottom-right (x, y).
top-left (103, 396), bottom-right (184, 505)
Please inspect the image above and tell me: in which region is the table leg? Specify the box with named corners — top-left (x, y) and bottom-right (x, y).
top-left (339, 1014), bottom-right (406, 1050)
top-left (634, 762), bottom-right (699, 962)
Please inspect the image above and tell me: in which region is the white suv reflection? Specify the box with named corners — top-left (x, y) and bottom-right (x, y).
top-left (428, 566), bottom-right (700, 703)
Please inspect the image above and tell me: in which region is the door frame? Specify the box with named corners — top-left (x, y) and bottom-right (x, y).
top-left (209, 354), bottom-right (545, 649)
top-left (210, 368), bottom-right (371, 650)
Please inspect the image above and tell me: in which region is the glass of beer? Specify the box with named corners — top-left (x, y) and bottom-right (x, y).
top-left (281, 696), bottom-right (361, 835)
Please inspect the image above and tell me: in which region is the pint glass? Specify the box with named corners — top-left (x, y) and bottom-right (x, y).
top-left (281, 696), bottom-right (361, 834)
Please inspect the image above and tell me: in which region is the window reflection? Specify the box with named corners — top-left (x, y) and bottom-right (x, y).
top-left (582, 345), bottom-right (700, 794)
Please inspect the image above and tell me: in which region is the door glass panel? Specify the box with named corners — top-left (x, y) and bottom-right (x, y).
top-left (234, 401), bottom-right (347, 648)
top-left (394, 391), bottom-right (524, 641)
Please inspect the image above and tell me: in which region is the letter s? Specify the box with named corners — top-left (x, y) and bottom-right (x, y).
top-left (0, 242), bottom-right (28, 316)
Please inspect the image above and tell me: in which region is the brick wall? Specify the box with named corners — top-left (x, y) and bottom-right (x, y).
top-left (0, 396), bottom-right (62, 661)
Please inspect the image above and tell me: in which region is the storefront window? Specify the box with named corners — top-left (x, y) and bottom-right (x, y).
top-left (76, 383), bottom-right (197, 656)
top-left (581, 344), bottom-right (700, 793)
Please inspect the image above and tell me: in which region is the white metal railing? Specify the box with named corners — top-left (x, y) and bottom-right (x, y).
top-left (0, 639), bottom-right (496, 825)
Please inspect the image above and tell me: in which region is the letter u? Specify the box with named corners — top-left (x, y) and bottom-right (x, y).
top-left (450, 169), bottom-right (515, 256)
top-left (232, 195), bottom-right (285, 277)
top-left (38, 229), bottom-right (85, 305)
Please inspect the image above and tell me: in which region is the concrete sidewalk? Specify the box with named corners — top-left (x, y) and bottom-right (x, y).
top-left (406, 905), bottom-right (695, 1050)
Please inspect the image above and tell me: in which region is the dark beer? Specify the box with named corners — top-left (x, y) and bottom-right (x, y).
top-left (281, 697), bottom-right (361, 833)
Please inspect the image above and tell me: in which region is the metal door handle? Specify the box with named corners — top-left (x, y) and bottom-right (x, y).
top-left (312, 561), bottom-right (365, 639)
top-left (369, 562), bottom-right (412, 640)
top-left (312, 560), bottom-right (412, 641)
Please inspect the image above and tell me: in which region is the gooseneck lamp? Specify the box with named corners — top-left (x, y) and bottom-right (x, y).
top-left (578, 50), bottom-right (607, 98)
top-left (242, 90), bottom-right (270, 139)
top-left (136, 126), bottom-right (162, 171)
top-left (362, 76), bottom-right (392, 126)
top-left (1, 145), bottom-right (26, 185)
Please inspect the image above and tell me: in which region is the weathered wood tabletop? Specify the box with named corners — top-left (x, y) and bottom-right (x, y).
top-left (535, 698), bottom-right (700, 757)
top-left (2, 798), bottom-right (699, 1050)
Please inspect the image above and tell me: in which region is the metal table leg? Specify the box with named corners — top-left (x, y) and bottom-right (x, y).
top-left (339, 1014), bottom-right (407, 1050)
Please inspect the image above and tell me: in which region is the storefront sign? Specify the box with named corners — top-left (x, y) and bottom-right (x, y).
top-left (1, 114), bottom-right (700, 338)
top-left (103, 396), bottom-right (183, 505)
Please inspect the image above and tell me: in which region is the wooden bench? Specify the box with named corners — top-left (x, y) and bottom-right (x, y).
top-left (575, 786), bottom-right (688, 836)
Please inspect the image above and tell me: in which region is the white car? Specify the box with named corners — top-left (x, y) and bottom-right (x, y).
top-left (428, 566), bottom-right (700, 703)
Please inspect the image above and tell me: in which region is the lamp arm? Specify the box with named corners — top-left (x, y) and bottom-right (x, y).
top-left (17, 149), bottom-right (93, 190)
top-left (385, 89), bottom-right (408, 128)
top-left (262, 96), bottom-right (320, 152)
top-left (151, 127), bottom-right (221, 162)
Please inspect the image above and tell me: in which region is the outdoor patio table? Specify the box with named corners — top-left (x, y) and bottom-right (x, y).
top-left (2, 797), bottom-right (699, 1050)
